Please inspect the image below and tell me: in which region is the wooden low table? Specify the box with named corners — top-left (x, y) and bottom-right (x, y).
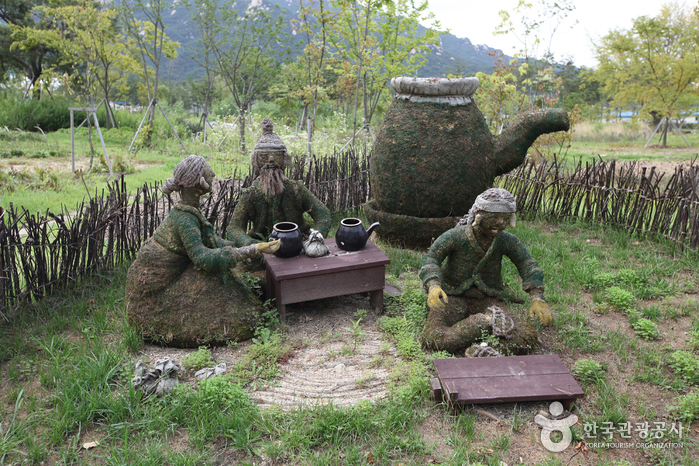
top-left (264, 238), bottom-right (390, 319)
top-left (431, 355), bottom-right (585, 410)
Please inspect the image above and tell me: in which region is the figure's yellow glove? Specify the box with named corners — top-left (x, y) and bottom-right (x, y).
top-left (427, 285), bottom-right (448, 310)
top-left (257, 240), bottom-right (280, 254)
top-left (528, 300), bottom-right (553, 327)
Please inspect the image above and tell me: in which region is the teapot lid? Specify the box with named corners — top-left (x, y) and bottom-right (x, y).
top-left (391, 77), bottom-right (479, 106)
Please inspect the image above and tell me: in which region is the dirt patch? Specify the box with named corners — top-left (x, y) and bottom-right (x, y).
top-left (138, 293), bottom-right (400, 409)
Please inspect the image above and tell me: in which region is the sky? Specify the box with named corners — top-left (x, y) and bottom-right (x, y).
top-left (425, 0), bottom-right (673, 68)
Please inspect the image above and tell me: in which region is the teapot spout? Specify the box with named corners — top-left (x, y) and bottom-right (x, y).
top-left (366, 222), bottom-right (380, 237)
top-left (493, 108), bottom-right (570, 176)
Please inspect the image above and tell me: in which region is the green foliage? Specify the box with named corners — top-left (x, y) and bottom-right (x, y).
top-left (604, 286), bottom-right (635, 312)
top-left (668, 350), bottom-right (699, 384)
top-left (592, 2), bottom-right (699, 139)
top-left (231, 332), bottom-right (293, 387)
top-left (181, 347), bottom-right (215, 372)
top-left (632, 318), bottom-right (662, 341)
top-left (689, 330), bottom-right (699, 351)
top-left (0, 96), bottom-right (72, 132)
top-left (378, 283), bottom-right (427, 360)
top-left (0, 389), bottom-right (33, 462)
top-left (0, 131), bottom-right (44, 142)
top-left (669, 390), bottom-right (699, 423)
top-left (170, 375), bottom-right (260, 448)
top-left (572, 358), bottom-right (606, 385)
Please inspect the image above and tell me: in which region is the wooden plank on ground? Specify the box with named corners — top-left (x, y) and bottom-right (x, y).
top-left (433, 355), bottom-right (584, 407)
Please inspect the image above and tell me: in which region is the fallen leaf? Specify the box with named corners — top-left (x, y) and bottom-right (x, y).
top-left (82, 441), bottom-right (99, 450)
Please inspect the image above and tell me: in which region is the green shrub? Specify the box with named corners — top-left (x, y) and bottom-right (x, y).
top-left (181, 346), bottom-right (214, 372)
top-left (0, 96), bottom-right (73, 131)
top-left (605, 286), bottom-right (635, 311)
top-left (668, 350), bottom-right (699, 384)
top-left (572, 358), bottom-right (606, 384)
top-left (0, 130), bottom-right (44, 142)
top-left (689, 330), bottom-right (699, 351)
top-left (631, 318), bottom-right (661, 341)
top-left (670, 390), bottom-right (699, 423)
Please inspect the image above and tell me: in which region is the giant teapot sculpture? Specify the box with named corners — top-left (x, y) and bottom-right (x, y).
top-left (364, 77), bottom-right (570, 248)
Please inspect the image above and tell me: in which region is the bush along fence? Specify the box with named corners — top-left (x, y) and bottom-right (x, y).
top-left (500, 157), bottom-right (699, 249)
top-left (0, 149), bottom-right (370, 319)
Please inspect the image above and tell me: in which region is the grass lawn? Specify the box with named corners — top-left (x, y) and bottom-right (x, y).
top-left (1, 215), bottom-right (698, 465)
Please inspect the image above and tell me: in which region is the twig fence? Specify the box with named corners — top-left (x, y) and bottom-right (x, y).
top-left (1, 151), bottom-right (697, 319)
top-left (500, 157), bottom-right (699, 248)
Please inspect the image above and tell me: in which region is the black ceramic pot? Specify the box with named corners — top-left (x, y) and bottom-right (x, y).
top-left (270, 222), bottom-right (304, 258)
top-left (335, 218), bottom-right (380, 251)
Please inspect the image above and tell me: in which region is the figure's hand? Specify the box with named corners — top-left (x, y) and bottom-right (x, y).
top-left (257, 240), bottom-right (280, 254)
top-left (528, 300), bottom-right (553, 327)
top-left (427, 286), bottom-right (448, 310)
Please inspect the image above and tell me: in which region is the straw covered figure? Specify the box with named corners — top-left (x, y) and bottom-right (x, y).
top-left (126, 155), bottom-right (280, 347)
top-left (419, 188), bottom-right (553, 355)
top-left (225, 118), bottom-right (332, 247)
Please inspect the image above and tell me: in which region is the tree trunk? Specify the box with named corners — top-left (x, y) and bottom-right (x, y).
top-left (87, 115), bottom-right (95, 169)
top-left (239, 108), bottom-right (247, 153)
top-left (299, 103), bottom-right (309, 131)
top-left (662, 118), bottom-right (668, 148)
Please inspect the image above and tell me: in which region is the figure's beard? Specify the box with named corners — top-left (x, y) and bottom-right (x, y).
top-left (259, 165), bottom-right (286, 198)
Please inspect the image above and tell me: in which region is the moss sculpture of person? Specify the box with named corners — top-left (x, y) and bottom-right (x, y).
top-left (226, 118), bottom-right (332, 247)
top-left (126, 155), bottom-right (280, 347)
top-left (418, 188), bottom-right (553, 355)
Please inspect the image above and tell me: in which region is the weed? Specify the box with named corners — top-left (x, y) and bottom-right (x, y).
top-left (231, 332), bottom-right (293, 387)
top-left (667, 351), bottom-right (699, 384)
top-left (241, 272), bottom-right (263, 298)
top-left (572, 358), bottom-right (607, 385)
top-left (605, 286), bottom-right (635, 311)
top-left (510, 406), bottom-right (525, 432)
top-left (559, 321), bottom-right (604, 353)
top-left (669, 390), bottom-right (699, 423)
top-left (641, 304), bottom-right (662, 321)
top-left (343, 318), bottom-right (365, 350)
top-left (489, 432), bottom-right (510, 451)
top-left (0, 388), bottom-right (32, 463)
top-left (452, 410), bottom-right (477, 441)
top-left (355, 372), bottom-right (374, 388)
top-left (170, 374), bottom-right (261, 449)
top-left (632, 318), bottom-right (662, 341)
top-left (688, 330), bottom-right (699, 351)
top-left (181, 347), bottom-right (215, 372)
top-left (353, 309), bottom-right (367, 320)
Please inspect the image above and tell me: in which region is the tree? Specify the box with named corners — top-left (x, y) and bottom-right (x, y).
top-left (191, 0), bottom-right (291, 153)
top-left (12, 1), bottom-right (132, 128)
top-left (291, 0), bottom-right (336, 138)
top-left (3, 0), bottom-right (68, 96)
top-left (593, 2), bottom-right (699, 147)
top-left (118, 0), bottom-right (179, 145)
top-left (330, 0), bottom-right (442, 146)
top-left (494, 0), bottom-right (576, 107)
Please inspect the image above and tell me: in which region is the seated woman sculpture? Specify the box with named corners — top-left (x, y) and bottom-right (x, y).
top-left (126, 155), bottom-right (279, 347)
top-left (419, 188), bottom-right (553, 355)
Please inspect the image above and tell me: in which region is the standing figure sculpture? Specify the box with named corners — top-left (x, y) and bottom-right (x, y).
top-left (226, 118), bottom-right (332, 247)
top-left (126, 155), bottom-right (280, 347)
top-left (419, 188), bottom-right (553, 355)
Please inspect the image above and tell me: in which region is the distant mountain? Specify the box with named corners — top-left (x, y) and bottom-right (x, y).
top-left (159, 0), bottom-right (509, 81)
